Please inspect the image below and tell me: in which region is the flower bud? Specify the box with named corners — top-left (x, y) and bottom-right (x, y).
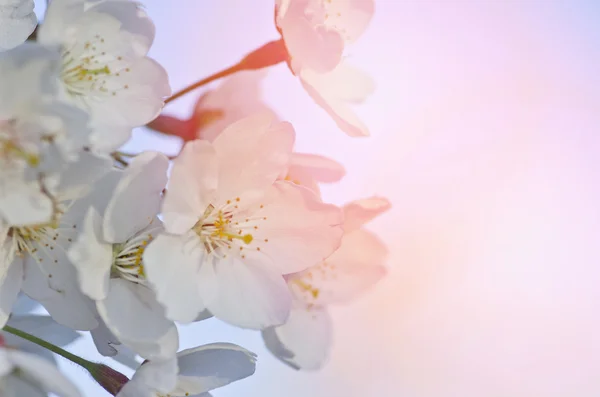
top-left (89, 364), bottom-right (130, 396)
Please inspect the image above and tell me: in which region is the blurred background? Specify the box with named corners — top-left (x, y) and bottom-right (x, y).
top-left (33, 0), bottom-right (600, 396)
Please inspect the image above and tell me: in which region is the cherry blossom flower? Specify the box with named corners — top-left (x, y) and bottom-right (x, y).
top-left (68, 151), bottom-right (178, 361)
top-left (262, 196), bottom-right (389, 369)
top-left (275, 0), bottom-right (375, 73)
top-left (117, 343), bottom-right (257, 397)
top-left (0, 43), bottom-right (96, 226)
top-left (0, 151), bottom-right (112, 330)
top-left (0, 340), bottom-right (81, 397)
top-left (0, 0), bottom-right (36, 51)
top-left (38, 0), bottom-right (171, 152)
top-left (149, 71), bottom-right (276, 143)
top-left (143, 113), bottom-right (343, 329)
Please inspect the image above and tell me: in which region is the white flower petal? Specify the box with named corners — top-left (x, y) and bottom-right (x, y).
top-left (22, 259), bottom-right (99, 331)
top-left (9, 349), bottom-right (81, 397)
top-left (103, 151), bottom-right (168, 243)
top-left (172, 343), bottom-right (257, 395)
top-left (262, 305), bottom-right (332, 370)
top-left (117, 357), bottom-right (178, 397)
top-left (91, 319), bottom-right (120, 357)
top-left (68, 207), bottom-right (113, 301)
top-left (143, 233), bottom-right (206, 323)
top-left (198, 256), bottom-right (292, 329)
top-left (162, 141), bottom-right (218, 234)
top-left (0, 0), bottom-right (36, 51)
top-left (0, 259), bottom-right (23, 327)
top-left (97, 279), bottom-right (178, 361)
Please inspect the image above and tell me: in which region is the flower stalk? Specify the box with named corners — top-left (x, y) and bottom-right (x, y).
top-left (3, 325), bottom-right (130, 396)
top-left (164, 38), bottom-right (288, 105)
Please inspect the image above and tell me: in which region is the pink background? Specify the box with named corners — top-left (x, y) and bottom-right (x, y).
top-left (38, 1), bottom-right (600, 396)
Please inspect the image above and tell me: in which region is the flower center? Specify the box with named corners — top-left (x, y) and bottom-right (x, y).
top-left (61, 35), bottom-right (132, 98)
top-left (0, 121), bottom-right (41, 168)
top-left (113, 223), bottom-right (162, 284)
top-left (191, 198), bottom-right (268, 260)
top-left (6, 208), bottom-right (74, 267)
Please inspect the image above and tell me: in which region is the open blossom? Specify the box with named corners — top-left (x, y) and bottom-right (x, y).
top-left (38, 0), bottom-right (171, 152)
top-left (117, 343), bottom-right (257, 397)
top-left (262, 196), bottom-right (389, 369)
top-left (0, 43), bottom-right (96, 226)
top-left (275, 0), bottom-right (375, 73)
top-left (149, 71), bottom-right (276, 143)
top-left (68, 151), bottom-right (179, 361)
top-left (0, 0), bottom-right (36, 51)
top-left (143, 113), bottom-right (343, 329)
top-left (0, 340), bottom-right (81, 397)
top-left (0, 151), bottom-right (112, 330)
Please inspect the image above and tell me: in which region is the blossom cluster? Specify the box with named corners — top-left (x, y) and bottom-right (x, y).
top-left (0, 0), bottom-right (388, 395)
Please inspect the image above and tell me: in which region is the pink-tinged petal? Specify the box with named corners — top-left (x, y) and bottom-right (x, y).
top-left (248, 181), bottom-right (343, 275)
top-left (343, 196), bottom-right (391, 232)
top-left (103, 151), bottom-right (168, 243)
top-left (279, 2), bottom-right (344, 74)
top-left (162, 140), bottom-right (218, 234)
top-left (197, 256), bottom-right (292, 329)
top-left (97, 280), bottom-right (178, 361)
top-left (289, 152), bottom-right (346, 183)
top-left (193, 71), bottom-right (277, 142)
top-left (143, 233), bottom-right (206, 323)
top-left (212, 113), bottom-right (295, 203)
top-left (0, 259), bottom-right (23, 327)
top-left (284, 152), bottom-right (346, 195)
top-left (321, 0), bottom-right (375, 43)
top-left (291, 229), bottom-right (387, 305)
top-left (262, 305), bottom-right (332, 370)
top-left (171, 343), bottom-right (256, 395)
top-left (300, 62), bottom-right (374, 137)
top-left (68, 207), bottom-right (113, 301)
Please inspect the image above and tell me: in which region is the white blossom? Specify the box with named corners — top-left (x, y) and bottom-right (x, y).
top-left (38, 0), bottom-right (171, 152)
top-left (143, 113), bottom-right (343, 329)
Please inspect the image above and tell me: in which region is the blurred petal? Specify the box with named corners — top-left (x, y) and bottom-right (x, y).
top-left (262, 306), bottom-right (332, 370)
top-left (342, 196), bottom-right (391, 232)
